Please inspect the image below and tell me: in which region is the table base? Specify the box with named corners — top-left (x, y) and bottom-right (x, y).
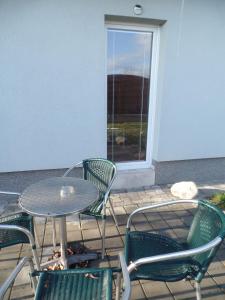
top-left (41, 252), bottom-right (98, 270)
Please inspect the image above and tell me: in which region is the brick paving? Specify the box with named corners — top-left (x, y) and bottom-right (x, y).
top-left (1, 183), bottom-right (225, 299)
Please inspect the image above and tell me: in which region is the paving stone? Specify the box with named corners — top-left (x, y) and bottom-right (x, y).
top-left (1, 183), bottom-right (225, 299)
top-left (199, 276), bottom-right (225, 299)
top-left (104, 224), bottom-right (123, 250)
top-left (167, 280), bottom-right (195, 300)
top-left (80, 215), bottom-right (98, 230)
top-left (142, 281), bottom-right (173, 300)
top-left (207, 263), bottom-right (225, 291)
top-left (66, 222), bottom-right (82, 242)
top-left (130, 283), bottom-right (146, 299)
top-left (82, 227), bottom-right (101, 251)
top-left (10, 283), bottom-right (34, 300)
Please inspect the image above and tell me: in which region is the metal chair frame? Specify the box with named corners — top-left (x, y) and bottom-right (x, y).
top-left (52, 158), bottom-right (118, 258)
top-left (0, 224), bottom-right (41, 271)
top-left (125, 200), bottom-right (225, 300)
top-left (0, 253), bottom-right (130, 300)
top-left (0, 190), bottom-right (41, 246)
top-left (0, 190), bottom-right (41, 270)
top-left (0, 256), bottom-right (37, 300)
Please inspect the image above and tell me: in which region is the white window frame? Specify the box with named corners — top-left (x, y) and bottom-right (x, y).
top-left (105, 22), bottom-right (160, 170)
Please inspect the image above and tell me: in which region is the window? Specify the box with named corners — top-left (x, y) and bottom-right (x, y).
top-left (106, 24), bottom-right (159, 169)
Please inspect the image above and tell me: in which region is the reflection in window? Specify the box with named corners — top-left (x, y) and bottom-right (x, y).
top-left (107, 28), bottom-right (153, 163)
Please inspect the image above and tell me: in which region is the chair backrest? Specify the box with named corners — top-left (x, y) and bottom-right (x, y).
top-left (187, 200), bottom-right (225, 278)
top-left (0, 213), bottom-right (33, 248)
top-left (82, 158), bottom-right (116, 199)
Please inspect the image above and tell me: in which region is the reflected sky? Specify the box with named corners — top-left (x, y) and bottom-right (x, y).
top-left (107, 29), bottom-right (152, 78)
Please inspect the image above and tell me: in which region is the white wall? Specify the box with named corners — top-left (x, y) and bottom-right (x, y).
top-left (0, 0), bottom-right (106, 171)
top-left (1, 0), bottom-right (225, 172)
top-left (155, 0), bottom-right (225, 161)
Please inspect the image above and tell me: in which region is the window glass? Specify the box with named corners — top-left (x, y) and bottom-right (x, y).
top-left (107, 28), bottom-right (153, 162)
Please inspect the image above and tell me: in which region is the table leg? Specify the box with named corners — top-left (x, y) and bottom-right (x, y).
top-left (59, 216), bottom-right (68, 269)
top-left (52, 218), bottom-right (57, 249)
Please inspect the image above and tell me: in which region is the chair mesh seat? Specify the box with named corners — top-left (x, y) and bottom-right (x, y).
top-left (125, 231), bottom-right (201, 282)
top-left (0, 212), bottom-right (34, 248)
top-left (34, 268), bottom-right (112, 300)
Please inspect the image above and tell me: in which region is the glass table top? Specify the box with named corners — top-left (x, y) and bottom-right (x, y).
top-left (19, 177), bottom-right (99, 217)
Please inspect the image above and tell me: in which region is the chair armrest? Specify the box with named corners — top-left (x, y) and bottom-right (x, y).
top-left (119, 252), bottom-right (131, 300)
top-left (0, 225), bottom-right (40, 270)
top-left (0, 191), bottom-right (21, 196)
top-left (126, 200), bottom-right (199, 228)
top-left (127, 236), bottom-right (222, 274)
top-left (63, 162), bottom-right (83, 177)
top-left (0, 257), bottom-right (37, 299)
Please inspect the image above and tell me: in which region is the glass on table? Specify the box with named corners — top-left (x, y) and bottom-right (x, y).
top-left (60, 186), bottom-right (75, 198)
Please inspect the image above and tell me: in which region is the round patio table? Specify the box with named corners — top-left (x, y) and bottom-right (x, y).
top-left (18, 177), bottom-right (99, 268)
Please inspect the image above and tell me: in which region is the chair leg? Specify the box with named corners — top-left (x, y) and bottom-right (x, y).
top-left (29, 240), bottom-right (41, 271)
top-left (115, 271), bottom-right (122, 300)
top-left (28, 257), bottom-right (38, 289)
top-left (33, 217), bottom-right (41, 248)
top-left (52, 218), bottom-right (57, 249)
top-left (101, 217), bottom-right (106, 259)
top-left (195, 282), bottom-right (202, 300)
top-left (109, 198), bottom-right (119, 227)
top-left (78, 214), bottom-right (81, 230)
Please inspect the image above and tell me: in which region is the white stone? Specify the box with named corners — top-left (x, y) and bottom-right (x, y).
top-left (171, 181), bottom-right (198, 199)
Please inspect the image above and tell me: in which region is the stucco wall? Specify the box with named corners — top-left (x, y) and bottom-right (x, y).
top-left (1, 0), bottom-right (225, 172)
top-left (155, 0), bottom-right (225, 161)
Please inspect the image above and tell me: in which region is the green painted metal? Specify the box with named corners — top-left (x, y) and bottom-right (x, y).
top-left (125, 200), bottom-right (225, 283)
top-left (125, 231), bottom-right (201, 281)
top-left (80, 158), bottom-right (116, 218)
top-left (186, 200), bottom-right (225, 281)
top-left (0, 212), bottom-right (34, 248)
top-left (34, 268), bottom-right (112, 300)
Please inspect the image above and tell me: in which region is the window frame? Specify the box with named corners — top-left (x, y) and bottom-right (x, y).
top-left (105, 22), bottom-right (160, 170)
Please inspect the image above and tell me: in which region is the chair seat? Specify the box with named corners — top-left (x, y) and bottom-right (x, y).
top-left (126, 231), bottom-right (201, 282)
top-left (0, 212), bottom-right (34, 248)
top-left (34, 268), bottom-right (113, 300)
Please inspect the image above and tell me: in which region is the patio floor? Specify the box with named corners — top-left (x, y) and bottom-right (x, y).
top-left (1, 182), bottom-right (225, 299)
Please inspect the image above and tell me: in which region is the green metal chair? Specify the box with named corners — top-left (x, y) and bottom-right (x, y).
top-left (0, 191), bottom-right (40, 270)
top-left (0, 253), bottom-right (131, 300)
top-left (124, 199), bottom-right (225, 300)
top-left (62, 158), bottom-right (118, 258)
